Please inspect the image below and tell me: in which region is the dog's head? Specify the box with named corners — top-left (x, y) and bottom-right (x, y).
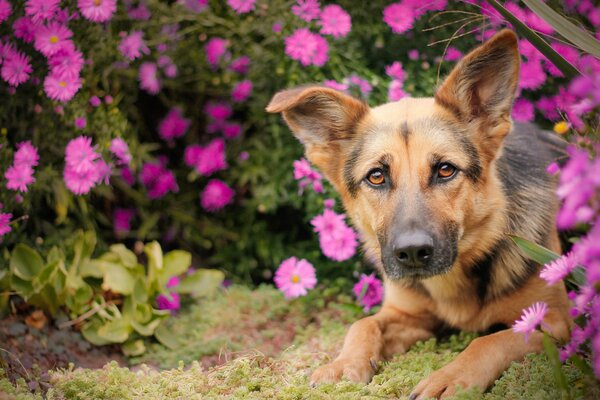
top-left (267, 30), bottom-right (520, 280)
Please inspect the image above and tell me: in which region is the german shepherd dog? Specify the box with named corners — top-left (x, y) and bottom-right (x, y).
top-left (266, 30), bottom-right (572, 398)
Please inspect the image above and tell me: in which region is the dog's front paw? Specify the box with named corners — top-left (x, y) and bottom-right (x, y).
top-left (409, 365), bottom-right (484, 400)
top-left (310, 357), bottom-right (377, 385)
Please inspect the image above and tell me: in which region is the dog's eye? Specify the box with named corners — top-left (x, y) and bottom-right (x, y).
top-left (366, 169), bottom-right (385, 186)
top-left (437, 163), bottom-right (457, 180)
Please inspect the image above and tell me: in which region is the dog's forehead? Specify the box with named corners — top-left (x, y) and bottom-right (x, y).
top-left (370, 97), bottom-right (438, 124)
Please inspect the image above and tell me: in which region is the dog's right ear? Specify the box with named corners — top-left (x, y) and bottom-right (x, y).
top-left (266, 86), bottom-right (368, 183)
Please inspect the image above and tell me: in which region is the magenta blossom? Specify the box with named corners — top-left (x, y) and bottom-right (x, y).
top-left (388, 80), bottom-right (407, 102)
top-left (205, 102), bottom-right (232, 121)
top-left (14, 141), bottom-right (39, 167)
top-left (231, 80), bottom-right (253, 102)
top-left (48, 47), bottom-right (84, 80)
top-left (205, 37), bottom-right (228, 67)
top-left (292, 0), bottom-right (320, 22)
top-left (185, 139), bottom-right (228, 176)
top-left (293, 158), bottom-right (323, 193)
top-left (512, 98), bottom-right (535, 122)
top-left (74, 117), bottom-right (87, 129)
top-left (13, 17), bottom-right (37, 43)
top-left (201, 179), bottom-right (234, 212)
top-left (383, 3), bottom-right (415, 34)
top-left (179, 0), bottom-right (208, 13)
top-left (323, 79), bottom-right (349, 91)
top-left (444, 47), bottom-right (463, 61)
top-left (223, 122), bottom-right (242, 139)
top-left (77, 0), bottom-right (117, 22)
top-left (65, 136), bottom-right (100, 174)
top-left (0, 0), bottom-right (10, 23)
top-left (158, 108), bottom-right (190, 141)
top-left (109, 138), bottom-right (131, 165)
top-left (385, 61), bottom-right (405, 81)
top-left (319, 4), bottom-right (351, 38)
top-left (285, 28), bottom-right (329, 67)
top-left (229, 56), bottom-right (250, 74)
top-left (44, 73), bottom-right (82, 102)
top-left (540, 252), bottom-right (578, 286)
top-left (25, 0), bottom-right (60, 23)
top-left (156, 276), bottom-right (181, 312)
top-left (311, 208), bottom-right (358, 261)
top-left (0, 212), bottom-right (11, 237)
top-left (34, 22), bottom-right (73, 57)
top-left (139, 62), bottom-right (161, 94)
top-left (5, 165), bottom-right (35, 192)
top-left (1, 49), bottom-right (32, 87)
top-left (140, 161), bottom-right (179, 199)
top-left (513, 302), bottom-right (548, 342)
top-left (274, 257), bottom-right (317, 299)
top-left (113, 208), bottom-right (135, 234)
top-left (119, 31), bottom-right (149, 61)
top-left (353, 273), bottom-right (384, 312)
top-left (227, 0), bottom-right (256, 14)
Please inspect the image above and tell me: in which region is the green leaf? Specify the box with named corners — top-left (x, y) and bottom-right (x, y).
top-left (132, 280), bottom-right (149, 304)
top-left (522, 0), bottom-right (600, 59)
top-left (79, 259), bottom-right (105, 278)
top-left (154, 321), bottom-right (180, 349)
top-left (509, 235), bottom-right (560, 266)
top-left (97, 318), bottom-right (133, 343)
top-left (174, 269), bottom-right (224, 296)
top-left (82, 319), bottom-right (113, 346)
top-left (145, 241), bottom-right (163, 271)
top-left (542, 333), bottom-right (570, 397)
top-left (159, 250), bottom-right (192, 287)
top-left (70, 230), bottom-right (97, 275)
top-left (100, 262), bottom-right (137, 295)
top-left (10, 244), bottom-right (44, 281)
top-left (9, 275), bottom-right (34, 299)
top-left (131, 317), bottom-right (163, 337)
top-left (486, 0), bottom-right (580, 79)
top-left (122, 339), bottom-right (146, 356)
top-left (109, 244), bottom-right (138, 268)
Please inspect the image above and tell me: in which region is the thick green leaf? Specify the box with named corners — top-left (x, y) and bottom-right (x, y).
top-left (154, 321), bottom-right (180, 349)
top-left (79, 259), bottom-right (105, 278)
top-left (159, 250), bottom-right (192, 287)
top-left (10, 244), bottom-right (44, 281)
top-left (70, 230), bottom-right (97, 274)
top-left (97, 318), bottom-right (133, 343)
top-left (131, 317), bottom-right (163, 336)
top-left (509, 235), bottom-right (560, 266)
top-left (132, 279), bottom-right (149, 304)
top-left (523, 0), bottom-right (600, 58)
top-left (486, 0), bottom-right (580, 79)
top-left (109, 244), bottom-right (138, 268)
top-left (10, 274), bottom-right (35, 299)
top-left (82, 319), bottom-right (113, 346)
top-left (100, 262), bottom-right (137, 295)
top-left (122, 339), bottom-right (146, 356)
top-left (174, 269), bottom-right (224, 296)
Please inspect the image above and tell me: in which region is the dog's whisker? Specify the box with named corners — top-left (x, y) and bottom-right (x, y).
top-left (422, 16), bottom-right (483, 32)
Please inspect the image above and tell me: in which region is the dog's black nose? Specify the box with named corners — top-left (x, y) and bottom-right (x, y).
top-left (393, 231), bottom-right (434, 268)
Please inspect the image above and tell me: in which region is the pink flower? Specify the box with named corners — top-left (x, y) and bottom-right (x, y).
top-left (127, 3), bottom-right (151, 20)
top-left (0, 212), bottom-right (11, 237)
top-left (231, 80), bottom-right (253, 102)
top-left (77, 0), bottom-right (117, 23)
top-left (205, 37), bottom-right (228, 67)
top-left (323, 79), bottom-right (348, 91)
top-left (1, 49), bottom-right (32, 87)
top-left (223, 122), bottom-right (242, 139)
top-left (229, 56), bottom-right (250, 74)
top-left (89, 95), bottom-right (101, 107)
top-left (14, 141), bottom-right (39, 167)
top-left (0, 0), bottom-right (11, 24)
top-left (540, 252), bottom-right (578, 286)
top-left (48, 46), bottom-right (84, 79)
top-left (353, 273), bottom-right (384, 312)
top-left (139, 62), bottom-right (161, 94)
top-left (385, 61), bottom-right (405, 81)
top-left (383, 3), bottom-right (415, 34)
top-left (272, 22), bottom-right (283, 33)
top-left (34, 22), bottom-right (74, 57)
top-left (536, 96), bottom-right (559, 120)
top-left (121, 166), bottom-right (135, 186)
top-left (408, 49), bottom-right (419, 60)
top-left (13, 17), bottom-right (37, 43)
top-left (179, 0), bottom-right (208, 13)
top-left (526, 11), bottom-right (554, 35)
top-left (319, 4), bottom-right (351, 38)
top-left (5, 165), bottom-right (35, 192)
top-left (201, 179), bottom-right (234, 211)
top-left (519, 60), bottom-right (546, 90)
top-left (285, 28), bottom-right (329, 67)
top-left (348, 74), bottom-right (372, 96)
top-left (43, 72), bottom-right (82, 102)
top-left (140, 161), bottom-right (179, 199)
top-left (444, 47), bottom-right (463, 61)
top-left (185, 139), bottom-right (228, 176)
top-left (205, 102), bottom-right (232, 121)
top-left (513, 302), bottom-right (548, 342)
top-left (113, 208), bottom-right (135, 234)
top-left (292, 0), bottom-right (320, 22)
top-left (119, 31), bottom-right (149, 61)
top-left (274, 257), bottom-right (317, 299)
top-left (65, 136), bottom-right (100, 174)
top-left (227, 0), bottom-right (256, 14)
top-left (109, 138), bottom-right (131, 165)
top-left (388, 79), bottom-right (407, 101)
top-left (324, 198), bottom-right (335, 209)
top-left (158, 108), bottom-right (190, 141)
top-left (512, 98), bottom-right (535, 122)
top-left (156, 277), bottom-right (181, 312)
top-left (545, 43), bottom-right (580, 77)
top-left (74, 117), bottom-right (87, 129)
top-left (25, 0), bottom-right (60, 23)
top-left (311, 209), bottom-right (358, 261)
top-left (293, 158), bottom-right (322, 193)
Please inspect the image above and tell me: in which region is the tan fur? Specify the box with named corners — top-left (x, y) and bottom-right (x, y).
top-left (267, 30), bottom-right (571, 399)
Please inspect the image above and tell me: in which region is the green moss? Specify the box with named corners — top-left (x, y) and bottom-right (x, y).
top-left (0, 369), bottom-right (41, 400)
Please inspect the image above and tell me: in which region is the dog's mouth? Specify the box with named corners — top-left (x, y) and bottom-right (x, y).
top-left (381, 258), bottom-right (455, 281)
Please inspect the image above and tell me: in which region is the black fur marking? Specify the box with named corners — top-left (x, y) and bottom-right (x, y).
top-left (400, 121), bottom-right (410, 142)
top-left (457, 135), bottom-right (481, 183)
top-left (469, 241), bottom-right (503, 303)
top-left (343, 143), bottom-right (363, 197)
top-left (434, 93), bottom-right (463, 120)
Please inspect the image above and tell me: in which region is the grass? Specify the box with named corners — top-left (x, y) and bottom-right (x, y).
top-left (1, 285), bottom-right (596, 399)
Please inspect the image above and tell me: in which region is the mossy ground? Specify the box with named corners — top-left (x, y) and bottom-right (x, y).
top-left (1, 285), bottom-right (596, 399)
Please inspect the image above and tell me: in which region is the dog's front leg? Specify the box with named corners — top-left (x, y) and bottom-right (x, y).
top-left (310, 305), bottom-right (438, 384)
top-left (410, 308), bottom-right (571, 399)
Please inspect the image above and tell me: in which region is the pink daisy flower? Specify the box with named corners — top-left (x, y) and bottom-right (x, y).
top-left (227, 0), bottom-right (256, 14)
top-left (292, 0), bottom-right (320, 22)
top-left (14, 141), bottom-right (39, 167)
top-left (513, 302), bottom-right (548, 342)
top-left (194, 138), bottom-right (228, 176)
top-left (158, 108), bottom-right (190, 141)
top-left (0, 0), bottom-right (11, 24)
top-left (311, 208), bottom-right (346, 236)
top-left (512, 98), bottom-right (535, 122)
top-left (319, 4), bottom-right (351, 38)
top-left (323, 79), bottom-right (349, 91)
top-left (223, 122), bottom-right (242, 139)
top-left (408, 49), bottom-right (419, 60)
top-left (77, 0), bottom-right (117, 23)
top-left (113, 208), bottom-right (135, 234)
top-left (48, 46), bottom-right (84, 80)
top-left (284, 28), bottom-right (329, 67)
top-left (444, 47), bottom-right (463, 61)
top-left (65, 136), bottom-right (100, 174)
top-left (0, 212), bottom-right (12, 237)
top-left (25, 0), bottom-right (60, 23)
top-left (13, 17), bottom-right (37, 43)
top-left (353, 273), bottom-right (384, 312)
top-left (205, 37), bottom-right (228, 67)
top-left (34, 22), bottom-right (74, 57)
top-left (64, 164), bottom-right (98, 195)
top-left (127, 3), bottom-right (151, 20)
top-left (388, 79), bottom-right (407, 101)
top-left (119, 31), bottom-right (149, 61)
top-left (274, 257), bottom-right (317, 299)
top-left (205, 102), bottom-right (232, 121)
top-left (1, 50), bottom-right (32, 87)
top-left (231, 79), bottom-right (253, 102)
top-left (5, 165), bottom-right (35, 192)
top-left (536, 96), bottom-right (560, 120)
top-left (319, 225), bottom-right (358, 261)
top-left (540, 253), bottom-right (578, 286)
top-left (201, 179), bottom-right (234, 211)
top-left (109, 138), bottom-right (131, 165)
top-left (229, 56), bottom-right (250, 74)
top-left (519, 60), bottom-right (546, 90)
top-left (156, 276), bottom-right (181, 312)
top-left (74, 116), bottom-right (87, 129)
top-left (385, 61), bottom-right (405, 81)
top-left (383, 3), bottom-right (415, 34)
top-left (139, 62), bottom-right (161, 94)
top-left (44, 72), bottom-right (81, 102)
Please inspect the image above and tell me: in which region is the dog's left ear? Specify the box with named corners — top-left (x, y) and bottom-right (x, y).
top-left (435, 29), bottom-right (520, 155)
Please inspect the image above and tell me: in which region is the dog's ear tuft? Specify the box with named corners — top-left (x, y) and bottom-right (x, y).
top-left (266, 86), bottom-right (368, 146)
top-left (435, 29), bottom-right (520, 126)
